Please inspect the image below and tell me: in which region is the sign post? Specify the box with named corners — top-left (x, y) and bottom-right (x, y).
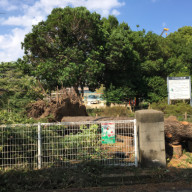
top-left (167, 76), bottom-right (192, 106)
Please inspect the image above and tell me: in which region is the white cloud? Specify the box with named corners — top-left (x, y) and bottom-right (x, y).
top-left (3, 15), bottom-right (45, 27)
top-left (0, 0), bottom-right (125, 62)
top-left (84, 0), bottom-right (125, 16)
top-left (0, 28), bottom-right (28, 62)
top-left (111, 9), bottom-right (120, 16)
top-left (0, 0), bottom-right (18, 11)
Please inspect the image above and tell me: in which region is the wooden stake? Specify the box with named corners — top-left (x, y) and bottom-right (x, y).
top-left (185, 112), bottom-right (187, 120)
top-left (56, 86), bottom-right (59, 105)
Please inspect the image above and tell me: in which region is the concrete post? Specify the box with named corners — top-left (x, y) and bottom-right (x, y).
top-left (135, 110), bottom-right (166, 168)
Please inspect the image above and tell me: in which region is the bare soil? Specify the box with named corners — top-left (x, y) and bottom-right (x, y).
top-left (27, 88), bottom-right (88, 122)
top-left (33, 182), bottom-right (192, 192)
top-left (61, 116), bottom-right (134, 122)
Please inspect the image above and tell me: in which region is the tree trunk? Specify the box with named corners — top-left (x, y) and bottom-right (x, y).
top-left (135, 96), bottom-right (139, 107)
top-left (80, 84), bottom-right (84, 98)
top-left (74, 86), bottom-right (80, 96)
top-left (164, 117), bottom-right (192, 144)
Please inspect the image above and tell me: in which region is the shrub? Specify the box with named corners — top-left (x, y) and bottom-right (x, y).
top-left (87, 106), bottom-right (134, 117)
top-left (151, 99), bottom-right (192, 120)
top-left (101, 106), bottom-right (133, 117)
top-left (0, 111), bottom-right (37, 124)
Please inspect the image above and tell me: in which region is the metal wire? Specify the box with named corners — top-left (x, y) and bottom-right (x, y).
top-left (0, 120), bottom-right (137, 170)
top-left (0, 124), bottom-right (38, 170)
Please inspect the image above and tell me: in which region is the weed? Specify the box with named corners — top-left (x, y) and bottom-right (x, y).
top-left (87, 106), bottom-right (134, 117)
top-left (185, 152), bottom-right (192, 164)
top-left (151, 100), bottom-right (192, 121)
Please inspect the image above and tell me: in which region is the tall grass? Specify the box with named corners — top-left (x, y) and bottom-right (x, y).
top-left (87, 106), bottom-right (134, 117)
top-left (151, 100), bottom-right (192, 121)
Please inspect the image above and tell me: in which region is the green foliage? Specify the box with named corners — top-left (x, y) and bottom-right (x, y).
top-left (146, 76), bottom-right (167, 102)
top-left (0, 111), bottom-right (37, 124)
top-left (0, 62), bottom-right (43, 124)
top-left (185, 152), bottom-right (192, 164)
top-left (86, 108), bottom-right (103, 116)
top-left (104, 84), bottom-right (135, 104)
top-left (0, 124), bottom-right (111, 172)
top-left (63, 124), bottom-right (104, 160)
top-left (87, 106), bottom-right (134, 117)
top-left (1, 161), bottom-right (192, 192)
top-left (151, 100), bottom-right (192, 120)
top-left (40, 124), bottom-right (110, 165)
top-left (101, 106), bottom-right (134, 117)
top-left (21, 7), bottom-right (106, 92)
top-left (103, 22), bottom-right (140, 102)
top-left (165, 26), bottom-right (192, 76)
top-left (7, 9), bottom-right (192, 110)
top-left (95, 84), bottom-right (105, 94)
top-left (0, 163), bottom-right (103, 192)
top-left (0, 62), bottom-right (43, 109)
top-left (0, 125), bottom-right (37, 170)
top-left (102, 15), bottom-right (119, 34)
top-left (103, 25), bottom-right (192, 104)
top-left (138, 102), bottom-right (149, 109)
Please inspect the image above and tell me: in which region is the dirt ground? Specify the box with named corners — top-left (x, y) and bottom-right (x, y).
top-left (30, 155), bottom-right (192, 192)
top-left (168, 154), bottom-right (192, 168)
top-left (28, 138), bottom-right (192, 192)
top-left (33, 182), bottom-right (192, 192)
top-left (61, 116), bottom-right (134, 122)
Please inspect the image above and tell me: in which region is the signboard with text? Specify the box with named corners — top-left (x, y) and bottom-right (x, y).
top-left (101, 122), bottom-right (115, 144)
top-left (167, 76), bottom-right (192, 106)
top-left (167, 76), bottom-right (191, 100)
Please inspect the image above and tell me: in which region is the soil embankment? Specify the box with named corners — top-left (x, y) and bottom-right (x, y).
top-left (27, 88), bottom-right (87, 122)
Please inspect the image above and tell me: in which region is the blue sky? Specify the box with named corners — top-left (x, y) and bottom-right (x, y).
top-left (0, 0), bottom-right (191, 62)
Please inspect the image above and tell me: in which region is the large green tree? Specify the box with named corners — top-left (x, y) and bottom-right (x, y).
top-left (20, 6), bottom-right (192, 104)
top-left (102, 19), bottom-right (141, 104)
top-left (102, 21), bottom-right (169, 104)
top-left (21, 7), bottom-right (106, 94)
top-left (165, 26), bottom-right (192, 76)
top-left (138, 31), bottom-right (169, 102)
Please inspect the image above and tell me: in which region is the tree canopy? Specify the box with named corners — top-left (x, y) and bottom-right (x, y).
top-left (18, 6), bottom-right (192, 104)
top-left (21, 7), bottom-right (106, 93)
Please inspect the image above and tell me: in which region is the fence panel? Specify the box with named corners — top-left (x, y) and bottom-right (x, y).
top-left (0, 124), bottom-right (38, 170)
top-left (40, 120), bottom-right (137, 168)
top-left (0, 120), bottom-right (137, 170)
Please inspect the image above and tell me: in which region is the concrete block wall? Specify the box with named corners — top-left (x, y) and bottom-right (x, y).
top-left (135, 110), bottom-right (166, 168)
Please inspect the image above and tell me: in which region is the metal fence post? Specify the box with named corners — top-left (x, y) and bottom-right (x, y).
top-left (38, 122), bottom-right (42, 169)
top-left (134, 119), bottom-right (138, 167)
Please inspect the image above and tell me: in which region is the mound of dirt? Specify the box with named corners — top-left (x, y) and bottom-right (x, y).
top-left (27, 88), bottom-right (88, 122)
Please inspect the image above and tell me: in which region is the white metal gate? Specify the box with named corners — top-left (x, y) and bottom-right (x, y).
top-left (0, 120), bottom-right (137, 170)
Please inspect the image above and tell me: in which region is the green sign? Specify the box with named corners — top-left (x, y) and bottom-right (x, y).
top-left (101, 123), bottom-right (115, 144)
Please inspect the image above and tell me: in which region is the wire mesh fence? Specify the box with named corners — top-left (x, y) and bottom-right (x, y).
top-left (0, 120), bottom-right (137, 170)
top-left (0, 124), bottom-right (38, 170)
